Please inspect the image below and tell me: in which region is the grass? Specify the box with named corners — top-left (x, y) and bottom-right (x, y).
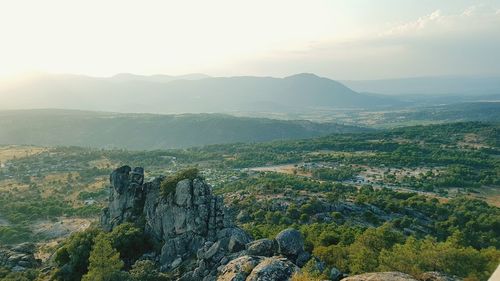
top-left (160, 167), bottom-right (200, 198)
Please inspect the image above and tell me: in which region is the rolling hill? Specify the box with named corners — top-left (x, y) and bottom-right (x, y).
top-left (0, 109), bottom-right (368, 149)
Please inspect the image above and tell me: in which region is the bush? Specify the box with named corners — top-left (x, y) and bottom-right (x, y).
top-left (108, 223), bottom-right (151, 267)
top-left (53, 228), bottom-right (102, 281)
top-left (160, 168), bottom-right (200, 198)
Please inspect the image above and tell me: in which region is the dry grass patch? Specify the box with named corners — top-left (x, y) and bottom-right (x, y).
top-left (0, 146), bottom-right (46, 162)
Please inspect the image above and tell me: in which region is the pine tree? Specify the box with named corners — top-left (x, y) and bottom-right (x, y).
top-left (82, 233), bottom-right (124, 281)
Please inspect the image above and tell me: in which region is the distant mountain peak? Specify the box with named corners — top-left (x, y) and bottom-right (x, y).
top-left (285, 73), bottom-right (322, 80)
top-left (109, 73), bottom-right (210, 83)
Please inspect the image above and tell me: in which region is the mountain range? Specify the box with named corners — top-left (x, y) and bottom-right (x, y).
top-left (1, 73), bottom-right (499, 116)
top-left (0, 73), bottom-right (400, 114)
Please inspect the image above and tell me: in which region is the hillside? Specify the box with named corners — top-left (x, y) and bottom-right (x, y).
top-left (0, 73), bottom-right (400, 113)
top-left (342, 76), bottom-right (500, 96)
top-left (0, 122), bottom-right (498, 280)
top-left (0, 109), bottom-right (367, 149)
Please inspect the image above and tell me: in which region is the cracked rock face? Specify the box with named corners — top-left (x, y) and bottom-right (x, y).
top-left (101, 166), bottom-right (145, 231)
top-left (101, 166), bottom-right (241, 266)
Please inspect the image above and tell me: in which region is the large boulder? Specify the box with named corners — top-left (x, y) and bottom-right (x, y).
top-left (246, 257), bottom-right (298, 281)
top-left (217, 256), bottom-right (298, 281)
top-left (217, 256), bottom-right (263, 281)
top-left (246, 239), bottom-right (277, 257)
top-left (275, 228), bottom-right (309, 266)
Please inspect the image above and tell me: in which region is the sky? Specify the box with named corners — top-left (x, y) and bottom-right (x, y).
top-left (0, 0), bottom-right (499, 80)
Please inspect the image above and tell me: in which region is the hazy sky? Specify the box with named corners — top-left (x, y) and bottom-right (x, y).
top-left (1, 0), bottom-right (499, 79)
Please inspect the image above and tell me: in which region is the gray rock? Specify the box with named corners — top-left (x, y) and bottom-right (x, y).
top-left (101, 166), bottom-right (251, 272)
top-left (275, 228), bottom-right (305, 262)
top-left (205, 241), bottom-right (221, 260)
top-left (246, 239), bottom-right (277, 257)
top-left (330, 267), bottom-right (342, 281)
top-left (228, 228), bottom-right (252, 253)
top-left (175, 179), bottom-right (192, 207)
top-left (101, 165), bottom-right (146, 231)
top-left (217, 256), bottom-right (263, 281)
top-left (217, 256), bottom-right (299, 281)
top-left (0, 244), bottom-right (40, 271)
top-left (245, 257), bottom-right (299, 281)
top-left (171, 257), bottom-right (183, 269)
top-left (101, 166), bottom-right (309, 280)
top-left (10, 243), bottom-right (35, 254)
top-left (295, 251), bottom-right (310, 267)
top-left (11, 266), bottom-right (26, 272)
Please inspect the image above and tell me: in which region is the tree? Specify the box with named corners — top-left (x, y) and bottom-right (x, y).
top-left (82, 233), bottom-right (125, 281)
top-left (378, 236), bottom-right (422, 276)
top-left (348, 224), bottom-right (403, 274)
top-left (378, 235), bottom-right (499, 280)
top-left (108, 223), bottom-right (149, 267)
top-left (313, 244), bottom-right (349, 273)
top-left (53, 228), bottom-right (101, 281)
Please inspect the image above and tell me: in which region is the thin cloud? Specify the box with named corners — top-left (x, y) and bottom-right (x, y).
top-left (241, 6), bottom-right (500, 79)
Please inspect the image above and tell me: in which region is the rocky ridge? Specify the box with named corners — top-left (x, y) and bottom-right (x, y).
top-left (100, 166), bottom-right (308, 281)
top-left (100, 166), bottom-right (460, 281)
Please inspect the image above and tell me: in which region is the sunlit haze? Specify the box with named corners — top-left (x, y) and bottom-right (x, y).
top-left (1, 0), bottom-right (500, 80)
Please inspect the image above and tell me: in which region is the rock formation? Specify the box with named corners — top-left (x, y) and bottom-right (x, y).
top-left (101, 166), bottom-right (306, 281)
top-left (100, 166), bottom-right (461, 281)
top-left (0, 243), bottom-right (41, 272)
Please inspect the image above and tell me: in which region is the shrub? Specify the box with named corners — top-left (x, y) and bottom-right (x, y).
top-left (53, 227), bottom-right (102, 281)
top-left (291, 272), bottom-right (323, 281)
top-left (160, 168), bottom-right (199, 198)
top-left (108, 223), bottom-right (151, 267)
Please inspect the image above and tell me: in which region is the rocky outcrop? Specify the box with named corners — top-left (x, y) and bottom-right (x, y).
top-left (101, 166), bottom-right (146, 231)
top-left (101, 166), bottom-right (305, 281)
top-left (0, 243), bottom-right (41, 272)
top-left (98, 166), bottom-right (465, 281)
top-left (217, 256), bottom-right (299, 281)
top-left (275, 228), bottom-right (310, 267)
top-left (246, 239), bottom-right (277, 257)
